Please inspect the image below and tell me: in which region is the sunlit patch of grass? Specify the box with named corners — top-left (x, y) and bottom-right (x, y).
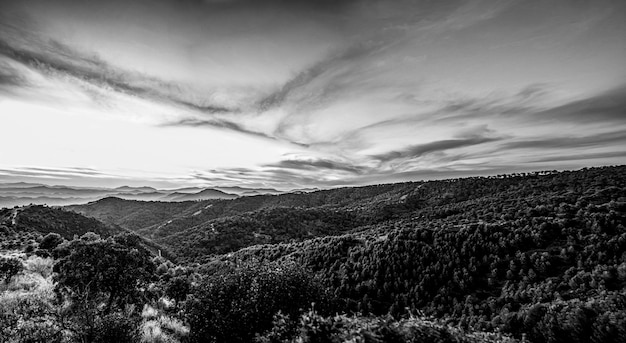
top-left (1, 254), bottom-right (53, 293)
top-left (23, 255), bottom-right (54, 278)
top-left (141, 304), bottom-right (189, 343)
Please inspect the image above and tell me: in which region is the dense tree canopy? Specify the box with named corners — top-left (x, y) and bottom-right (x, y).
top-left (53, 233), bottom-right (156, 312)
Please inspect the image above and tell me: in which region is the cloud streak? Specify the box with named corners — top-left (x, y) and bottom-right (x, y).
top-left (266, 158), bottom-right (365, 174)
top-left (372, 136), bottom-right (501, 163)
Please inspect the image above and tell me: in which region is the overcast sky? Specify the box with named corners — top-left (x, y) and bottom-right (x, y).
top-left (1, 0), bottom-right (625, 189)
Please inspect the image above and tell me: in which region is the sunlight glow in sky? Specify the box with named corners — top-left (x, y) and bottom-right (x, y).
top-left (1, 0), bottom-right (625, 189)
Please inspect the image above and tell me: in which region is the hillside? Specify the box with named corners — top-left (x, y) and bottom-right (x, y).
top-left (0, 205), bottom-right (174, 261)
top-left (2, 166), bottom-right (625, 342)
top-left (0, 205), bottom-right (125, 239)
top-left (202, 165), bottom-right (626, 342)
top-left (69, 166), bottom-right (626, 263)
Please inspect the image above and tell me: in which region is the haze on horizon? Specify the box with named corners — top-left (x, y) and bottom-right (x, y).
top-left (1, 0), bottom-right (625, 190)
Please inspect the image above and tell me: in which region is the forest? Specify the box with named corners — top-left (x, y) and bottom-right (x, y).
top-left (1, 165), bottom-right (625, 342)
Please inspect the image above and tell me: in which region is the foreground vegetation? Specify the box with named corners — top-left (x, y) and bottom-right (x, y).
top-left (1, 166), bottom-right (625, 342)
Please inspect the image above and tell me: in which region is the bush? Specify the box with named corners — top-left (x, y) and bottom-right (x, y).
top-left (258, 310), bottom-right (520, 343)
top-left (165, 276), bottom-right (191, 303)
top-left (0, 288), bottom-right (65, 343)
top-left (24, 255), bottom-right (54, 278)
top-left (53, 235), bottom-right (156, 313)
top-left (141, 304), bottom-right (189, 343)
top-left (93, 312), bottom-right (141, 343)
top-left (186, 261), bottom-right (333, 343)
top-left (39, 233), bottom-right (64, 250)
top-left (0, 257), bottom-right (23, 284)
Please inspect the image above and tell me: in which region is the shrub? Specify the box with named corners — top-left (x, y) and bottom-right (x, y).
top-left (186, 260), bottom-right (333, 343)
top-left (165, 276), bottom-right (191, 303)
top-left (0, 288), bottom-right (65, 343)
top-left (0, 257), bottom-right (23, 284)
top-left (258, 310), bottom-right (520, 343)
top-left (53, 235), bottom-right (156, 313)
top-left (39, 233), bottom-right (64, 250)
top-left (24, 255), bottom-right (54, 278)
top-left (141, 304), bottom-right (189, 343)
top-left (93, 312), bottom-right (141, 343)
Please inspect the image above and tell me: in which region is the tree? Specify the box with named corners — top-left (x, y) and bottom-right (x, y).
top-left (165, 276), bottom-right (191, 303)
top-left (39, 232), bottom-right (64, 250)
top-left (186, 260), bottom-right (333, 343)
top-left (53, 234), bottom-right (156, 313)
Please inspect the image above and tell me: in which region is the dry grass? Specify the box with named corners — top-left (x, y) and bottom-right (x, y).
top-left (23, 255), bottom-right (54, 278)
top-left (140, 304), bottom-right (189, 343)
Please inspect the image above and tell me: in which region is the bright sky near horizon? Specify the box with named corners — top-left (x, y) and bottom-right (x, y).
top-left (1, 0), bottom-right (625, 189)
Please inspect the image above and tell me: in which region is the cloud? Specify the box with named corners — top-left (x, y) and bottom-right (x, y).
top-left (197, 0), bottom-right (357, 11)
top-left (0, 166), bottom-right (113, 181)
top-left (0, 21), bottom-right (239, 114)
top-left (371, 136), bottom-right (501, 163)
top-left (502, 130), bottom-right (626, 151)
top-left (160, 118), bottom-right (279, 141)
top-left (0, 62), bottom-right (26, 87)
top-left (533, 85), bottom-right (626, 123)
top-left (256, 40), bottom-right (385, 112)
top-left (266, 158), bottom-right (365, 174)
top-left (528, 151), bottom-right (626, 163)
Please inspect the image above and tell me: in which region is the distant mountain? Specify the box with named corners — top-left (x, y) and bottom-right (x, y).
top-left (0, 182), bottom-right (46, 188)
top-left (167, 189), bottom-right (238, 201)
top-left (0, 196), bottom-right (91, 208)
top-left (213, 186), bottom-right (282, 196)
top-left (162, 187), bottom-right (205, 194)
top-left (0, 183), bottom-right (296, 207)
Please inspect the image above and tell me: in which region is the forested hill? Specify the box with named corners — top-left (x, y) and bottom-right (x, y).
top-left (68, 166), bottom-right (625, 263)
top-left (0, 205), bottom-right (125, 239)
top-left (0, 205), bottom-right (173, 260)
top-left (205, 165), bottom-right (626, 342)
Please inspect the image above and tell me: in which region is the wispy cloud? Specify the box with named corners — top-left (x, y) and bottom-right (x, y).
top-left (0, 15), bottom-right (242, 114)
top-left (160, 118), bottom-right (278, 141)
top-left (266, 157), bottom-right (366, 174)
top-left (371, 136), bottom-right (501, 163)
top-left (532, 85), bottom-right (626, 124)
top-left (502, 130), bottom-right (626, 151)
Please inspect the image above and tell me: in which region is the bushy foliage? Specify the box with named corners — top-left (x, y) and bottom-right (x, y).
top-left (257, 309), bottom-right (519, 343)
top-left (0, 287), bottom-right (67, 343)
top-left (0, 256), bottom-right (23, 284)
top-left (141, 304), bottom-right (189, 343)
top-left (165, 276), bottom-right (191, 303)
top-left (23, 255), bottom-right (55, 278)
top-left (186, 260), bottom-right (334, 343)
top-left (92, 311), bottom-right (141, 343)
top-left (39, 232), bottom-right (64, 250)
top-left (53, 233), bottom-right (156, 313)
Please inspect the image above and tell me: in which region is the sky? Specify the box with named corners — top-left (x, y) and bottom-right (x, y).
top-left (0, 0), bottom-right (625, 190)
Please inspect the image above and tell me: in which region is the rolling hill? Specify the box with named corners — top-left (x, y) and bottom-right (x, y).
top-left (68, 166), bottom-right (626, 263)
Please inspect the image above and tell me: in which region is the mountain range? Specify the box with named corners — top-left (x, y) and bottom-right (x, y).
top-left (0, 182), bottom-right (304, 207)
